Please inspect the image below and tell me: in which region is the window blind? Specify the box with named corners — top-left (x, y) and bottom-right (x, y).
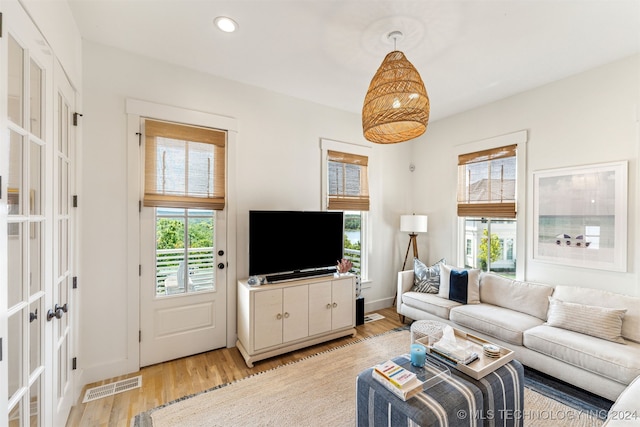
top-left (144, 119), bottom-right (226, 210)
top-left (327, 150), bottom-right (370, 211)
top-left (457, 144), bottom-right (517, 218)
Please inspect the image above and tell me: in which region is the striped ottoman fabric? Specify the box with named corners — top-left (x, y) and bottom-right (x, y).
top-left (356, 354), bottom-right (524, 427)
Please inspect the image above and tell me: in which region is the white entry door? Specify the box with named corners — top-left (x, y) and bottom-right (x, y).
top-left (140, 206), bottom-right (227, 366)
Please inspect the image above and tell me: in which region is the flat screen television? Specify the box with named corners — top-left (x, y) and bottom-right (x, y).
top-left (249, 210), bottom-right (344, 281)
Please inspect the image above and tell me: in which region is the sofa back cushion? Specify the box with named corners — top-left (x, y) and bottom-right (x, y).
top-left (553, 285), bottom-right (640, 343)
top-left (479, 272), bottom-right (554, 320)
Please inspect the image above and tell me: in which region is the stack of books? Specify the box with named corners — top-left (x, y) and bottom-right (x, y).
top-left (431, 340), bottom-right (478, 365)
top-left (372, 360), bottom-right (424, 401)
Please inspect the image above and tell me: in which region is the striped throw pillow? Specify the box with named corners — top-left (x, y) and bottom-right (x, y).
top-left (546, 297), bottom-right (627, 344)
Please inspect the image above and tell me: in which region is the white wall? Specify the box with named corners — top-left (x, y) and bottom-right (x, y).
top-left (80, 41), bottom-right (411, 383)
top-left (408, 55), bottom-right (640, 297)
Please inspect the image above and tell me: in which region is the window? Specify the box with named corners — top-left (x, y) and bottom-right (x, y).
top-left (144, 119), bottom-right (226, 209)
top-left (321, 140), bottom-right (370, 280)
top-left (327, 150), bottom-right (369, 211)
top-left (463, 218), bottom-right (517, 277)
top-left (457, 131), bottom-right (527, 278)
top-left (457, 144), bottom-right (517, 218)
top-left (155, 208), bottom-right (215, 295)
top-left (143, 119), bottom-right (226, 295)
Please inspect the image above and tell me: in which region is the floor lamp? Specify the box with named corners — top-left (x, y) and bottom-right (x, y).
top-left (394, 214), bottom-right (428, 307)
top-left (400, 214), bottom-right (428, 270)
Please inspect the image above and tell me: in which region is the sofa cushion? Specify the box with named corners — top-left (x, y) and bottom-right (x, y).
top-left (439, 265), bottom-right (480, 304)
top-left (411, 258), bottom-right (445, 294)
top-left (547, 297), bottom-right (626, 344)
top-left (553, 286), bottom-right (640, 343)
top-left (479, 272), bottom-right (554, 320)
top-left (524, 325), bottom-right (640, 384)
top-left (401, 292), bottom-right (462, 320)
top-left (449, 304), bottom-right (544, 346)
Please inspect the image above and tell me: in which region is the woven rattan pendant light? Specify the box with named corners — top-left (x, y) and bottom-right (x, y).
top-left (362, 31), bottom-right (430, 144)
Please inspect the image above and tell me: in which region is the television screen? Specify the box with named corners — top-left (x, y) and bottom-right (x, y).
top-left (249, 210), bottom-right (344, 280)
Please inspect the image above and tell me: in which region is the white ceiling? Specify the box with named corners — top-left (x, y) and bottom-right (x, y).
top-left (68, 0), bottom-right (640, 121)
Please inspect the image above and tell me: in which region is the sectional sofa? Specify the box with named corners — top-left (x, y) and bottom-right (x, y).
top-left (397, 268), bottom-right (640, 403)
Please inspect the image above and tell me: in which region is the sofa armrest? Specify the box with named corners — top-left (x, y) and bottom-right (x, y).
top-left (397, 270), bottom-right (415, 312)
top-left (602, 374), bottom-right (640, 426)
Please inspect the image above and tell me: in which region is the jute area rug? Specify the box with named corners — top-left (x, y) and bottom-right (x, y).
top-left (134, 329), bottom-right (603, 427)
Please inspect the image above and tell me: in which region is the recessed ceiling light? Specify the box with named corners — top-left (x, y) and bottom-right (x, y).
top-left (214, 16), bottom-right (238, 33)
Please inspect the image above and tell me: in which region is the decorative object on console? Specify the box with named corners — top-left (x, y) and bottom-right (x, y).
top-left (400, 214), bottom-right (428, 270)
top-left (247, 276), bottom-right (264, 286)
top-left (438, 265), bottom-right (480, 304)
top-left (411, 258), bottom-right (445, 294)
top-left (336, 258), bottom-right (353, 274)
top-left (362, 30), bottom-right (429, 144)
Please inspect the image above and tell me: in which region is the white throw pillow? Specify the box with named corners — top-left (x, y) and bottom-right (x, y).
top-left (546, 297), bottom-right (627, 344)
top-left (438, 264), bottom-right (480, 304)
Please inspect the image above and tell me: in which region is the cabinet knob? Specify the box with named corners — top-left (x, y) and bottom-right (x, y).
top-left (284, 312), bottom-right (290, 318)
top-left (333, 302), bottom-right (338, 308)
top-left (276, 313), bottom-right (282, 320)
top-left (326, 303), bottom-right (331, 309)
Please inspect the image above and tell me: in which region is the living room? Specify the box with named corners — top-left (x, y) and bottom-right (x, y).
top-left (1, 0), bottom-right (639, 426)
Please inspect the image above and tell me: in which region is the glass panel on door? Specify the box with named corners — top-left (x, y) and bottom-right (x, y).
top-left (8, 34), bottom-right (24, 126)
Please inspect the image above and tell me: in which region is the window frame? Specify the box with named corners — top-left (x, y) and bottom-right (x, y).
top-left (454, 130), bottom-right (527, 280)
top-left (320, 138), bottom-right (370, 282)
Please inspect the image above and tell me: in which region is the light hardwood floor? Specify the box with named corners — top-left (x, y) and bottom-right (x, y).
top-left (66, 307), bottom-right (404, 426)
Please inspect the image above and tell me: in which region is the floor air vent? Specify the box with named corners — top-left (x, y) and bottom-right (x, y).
top-left (82, 376), bottom-right (142, 403)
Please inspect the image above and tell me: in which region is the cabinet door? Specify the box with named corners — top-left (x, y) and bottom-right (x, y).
top-left (283, 285), bottom-right (309, 343)
top-left (332, 278), bottom-right (354, 330)
top-left (254, 289), bottom-right (283, 350)
top-left (308, 281), bottom-right (332, 336)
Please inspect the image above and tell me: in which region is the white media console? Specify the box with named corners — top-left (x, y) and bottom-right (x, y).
top-left (236, 274), bottom-right (356, 367)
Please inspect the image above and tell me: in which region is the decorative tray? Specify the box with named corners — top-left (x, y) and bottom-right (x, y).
top-left (417, 326), bottom-right (514, 380)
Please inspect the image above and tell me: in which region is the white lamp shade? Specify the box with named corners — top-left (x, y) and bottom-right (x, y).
top-left (400, 215), bottom-right (428, 233)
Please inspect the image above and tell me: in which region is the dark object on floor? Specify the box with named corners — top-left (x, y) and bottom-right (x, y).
top-left (356, 297), bottom-right (364, 325)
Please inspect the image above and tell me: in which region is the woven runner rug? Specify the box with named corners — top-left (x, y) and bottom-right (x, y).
top-left (134, 329), bottom-right (606, 427)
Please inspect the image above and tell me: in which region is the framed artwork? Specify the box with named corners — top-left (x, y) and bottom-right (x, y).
top-left (533, 161), bottom-right (627, 272)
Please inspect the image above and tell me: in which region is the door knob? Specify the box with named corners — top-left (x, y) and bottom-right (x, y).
top-left (218, 263), bottom-right (225, 269)
top-left (29, 309), bottom-right (38, 323)
top-left (218, 250), bottom-right (225, 256)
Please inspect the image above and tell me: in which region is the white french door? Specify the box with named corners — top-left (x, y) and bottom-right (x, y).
top-left (52, 60), bottom-right (76, 426)
top-left (3, 4), bottom-right (52, 425)
top-left (1, 1), bottom-right (76, 425)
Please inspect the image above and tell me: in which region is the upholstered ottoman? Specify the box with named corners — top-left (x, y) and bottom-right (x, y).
top-left (356, 354), bottom-right (524, 427)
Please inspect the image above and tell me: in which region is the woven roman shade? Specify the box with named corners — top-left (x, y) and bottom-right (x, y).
top-left (327, 150), bottom-right (370, 211)
top-left (362, 50), bottom-right (430, 144)
top-left (144, 119), bottom-right (226, 210)
top-left (457, 144), bottom-right (517, 218)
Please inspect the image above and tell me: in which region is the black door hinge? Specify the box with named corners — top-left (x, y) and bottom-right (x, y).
top-left (72, 195), bottom-right (78, 207)
top-left (72, 357), bottom-right (77, 370)
top-left (136, 132), bottom-right (142, 146)
top-left (139, 200), bottom-right (142, 213)
top-left (139, 331), bottom-right (142, 343)
top-left (73, 276), bottom-right (78, 289)
top-left (73, 113), bottom-right (83, 126)
top-left (0, 13), bottom-right (3, 39)
top-left (0, 338), bottom-right (3, 362)
top-left (139, 265), bottom-right (142, 276)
